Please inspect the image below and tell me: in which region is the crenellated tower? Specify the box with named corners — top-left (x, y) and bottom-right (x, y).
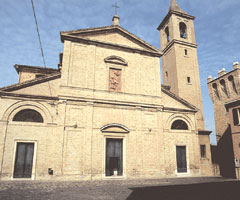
top-left (208, 62), bottom-right (240, 179)
top-left (158, 0), bottom-right (205, 130)
top-left (208, 62), bottom-right (240, 141)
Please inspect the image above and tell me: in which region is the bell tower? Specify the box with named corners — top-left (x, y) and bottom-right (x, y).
top-left (158, 0), bottom-right (205, 129)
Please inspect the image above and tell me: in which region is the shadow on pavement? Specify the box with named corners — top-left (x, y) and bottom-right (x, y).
top-left (127, 181), bottom-right (240, 200)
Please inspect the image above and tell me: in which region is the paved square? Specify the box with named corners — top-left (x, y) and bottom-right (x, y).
top-left (0, 177), bottom-right (239, 200)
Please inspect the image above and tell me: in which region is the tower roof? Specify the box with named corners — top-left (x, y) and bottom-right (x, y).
top-left (157, 0), bottom-right (195, 30)
top-left (169, 0), bottom-right (186, 14)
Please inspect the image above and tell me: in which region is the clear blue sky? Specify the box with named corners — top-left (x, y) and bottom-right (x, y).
top-left (1, 0), bottom-right (240, 144)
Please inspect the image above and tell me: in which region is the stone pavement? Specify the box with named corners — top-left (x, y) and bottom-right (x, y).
top-left (0, 177), bottom-right (239, 200)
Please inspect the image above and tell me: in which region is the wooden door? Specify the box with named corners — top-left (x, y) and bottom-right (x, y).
top-left (106, 139), bottom-right (123, 176)
top-left (13, 143), bottom-right (34, 178)
top-left (176, 146), bottom-right (187, 173)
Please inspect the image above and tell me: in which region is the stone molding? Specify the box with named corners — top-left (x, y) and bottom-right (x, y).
top-left (61, 25), bottom-right (160, 53)
top-left (104, 55), bottom-right (128, 66)
top-left (101, 123), bottom-right (130, 133)
top-left (0, 73), bottom-right (61, 92)
top-left (162, 39), bottom-right (197, 55)
top-left (2, 100), bottom-right (53, 123)
top-left (14, 64), bottom-right (58, 74)
top-left (61, 35), bottom-right (162, 57)
top-left (165, 113), bottom-right (194, 131)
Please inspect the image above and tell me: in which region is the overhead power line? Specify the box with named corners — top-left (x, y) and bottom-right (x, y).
top-left (30, 0), bottom-right (52, 97)
top-left (31, 0), bottom-right (46, 68)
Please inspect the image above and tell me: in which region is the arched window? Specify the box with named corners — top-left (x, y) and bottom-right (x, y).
top-left (171, 120), bottom-right (188, 130)
top-left (220, 79), bottom-right (228, 97)
top-left (228, 75), bottom-right (238, 94)
top-left (165, 27), bottom-right (170, 42)
top-left (13, 109), bottom-right (44, 123)
top-left (212, 83), bottom-right (220, 99)
top-left (179, 22), bottom-right (187, 39)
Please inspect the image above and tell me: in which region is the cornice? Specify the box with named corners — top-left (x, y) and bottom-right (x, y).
top-left (61, 35), bottom-right (162, 57)
top-left (61, 25), bottom-right (160, 53)
top-left (207, 68), bottom-right (239, 84)
top-left (161, 86), bottom-right (198, 111)
top-left (0, 91), bottom-right (58, 101)
top-left (14, 64), bottom-right (58, 74)
top-left (162, 39), bottom-right (197, 55)
top-left (0, 73), bottom-right (61, 92)
top-left (198, 129), bottom-right (212, 135)
top-left (163, 107), bottom-right (196, 113)
top-left (225, 99), bottom-right (240, 110)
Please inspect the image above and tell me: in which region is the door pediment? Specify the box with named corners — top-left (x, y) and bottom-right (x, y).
top-left (101, 123), bottom-right (130, 133)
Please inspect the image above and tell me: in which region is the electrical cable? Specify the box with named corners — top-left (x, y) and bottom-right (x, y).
top-left (31, 0), bottom-right (53, 97)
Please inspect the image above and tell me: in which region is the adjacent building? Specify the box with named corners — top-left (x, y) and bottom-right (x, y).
top-left (208, 62), bottom-right (240, 179)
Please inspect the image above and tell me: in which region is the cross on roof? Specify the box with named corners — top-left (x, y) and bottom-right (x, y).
top-left (112, 1), bottom-right (120, 15)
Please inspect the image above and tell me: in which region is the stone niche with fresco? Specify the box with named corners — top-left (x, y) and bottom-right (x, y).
top-left (109, 68), bottom-right (122, 92)
top-left (105, 55), bottom-right (128, 93)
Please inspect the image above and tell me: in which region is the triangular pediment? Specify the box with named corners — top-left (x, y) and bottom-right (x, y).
top-left (61, 26), bottom-right (161, 55)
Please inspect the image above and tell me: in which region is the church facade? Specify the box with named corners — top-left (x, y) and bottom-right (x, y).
top-left (0, 0), bottom-right (213, 180)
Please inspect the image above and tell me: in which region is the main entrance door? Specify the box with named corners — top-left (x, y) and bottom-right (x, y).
top-left (106, 138), bottom-right (123, 176)
top-left (176, 146), bottom-right (187, 173)
top-left (13, 143), bottom-right (34, 178)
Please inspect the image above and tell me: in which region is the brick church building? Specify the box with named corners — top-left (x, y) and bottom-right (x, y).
top-left (0, 0), bottom-right (213, 180)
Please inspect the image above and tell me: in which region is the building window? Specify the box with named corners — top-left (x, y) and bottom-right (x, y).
top-left (232, 108), bottom-right (240, 126)
top-left (165, 26), bottom-right (170, 42)
top-left (13, 109), bottom-right (44, 123)
top-left (171, 120), bottom-right (188, 130)
top-left (200, 145), bottom-right (206, 158)
top-left (185, 49), bottom-right (188, 55)
top-left (187, 77), bottom-right (191, 83)
top-left (179, 22), bottom-right (187, 39)
top-left (109, 68), bottom-right (121, 92)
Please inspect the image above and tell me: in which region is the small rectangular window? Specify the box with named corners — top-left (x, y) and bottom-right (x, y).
top-left (185, 49), bottom-right (188, 55)
top-left (166, 71), bottom-right (168, 77)
top-left (200, 145), bottom-right (206, 158)
top-left (233, 108), bottom-right (240, 126)
top-left (187, 77), bottom-right (191, 83)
